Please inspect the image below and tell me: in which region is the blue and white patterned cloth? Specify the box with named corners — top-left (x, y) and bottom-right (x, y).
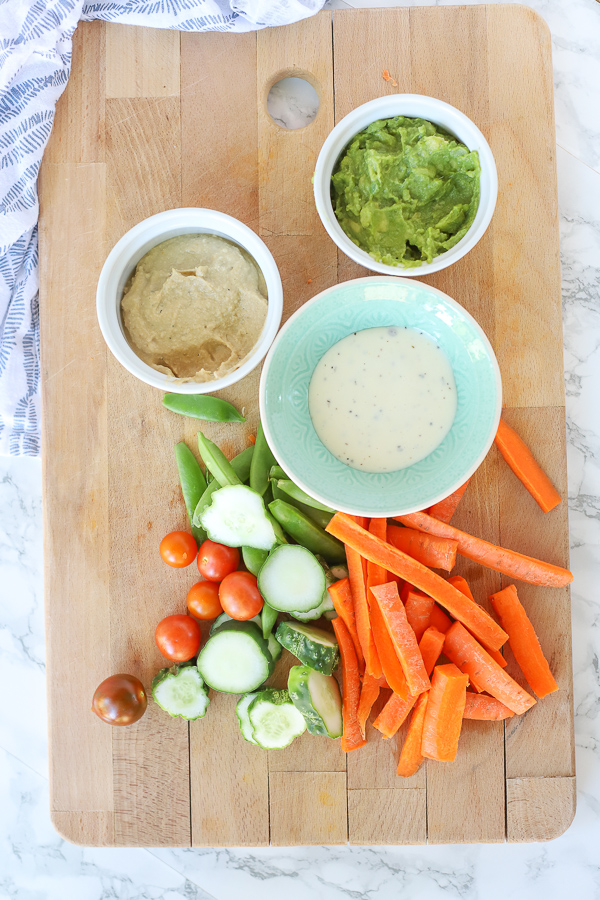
top-left (0, 0), bottom-right (325, 456)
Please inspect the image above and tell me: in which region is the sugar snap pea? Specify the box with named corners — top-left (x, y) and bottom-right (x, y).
top-left (163, 393), bottom-right (245, 423)
top-left (198, 433), bottom-right (243, 487)
top-left (249, 423), bottom-right (278, 497)
top-left (175, 442), bottom-right (207, 547)
top-left (269, 466), bottom-right (288, 481)
top-left (261, 602), bottom-right (279, 639)
top-left (276, 480), bottom-right (334, 513)
top-left (268, 499), bottom-right (346, 565)
top-left (270, 478), bottom-right (332, 530)
top-left (192, 446), bottom-right (254, 526)
top-left (242, 546), bottom-right (269, 577)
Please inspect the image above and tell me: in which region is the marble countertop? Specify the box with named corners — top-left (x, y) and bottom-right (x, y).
top-left (2, 0), bottom-right (600, 896)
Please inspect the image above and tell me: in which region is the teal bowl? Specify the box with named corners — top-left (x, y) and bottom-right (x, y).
top-left (259, 277), bottom-right (501, 517)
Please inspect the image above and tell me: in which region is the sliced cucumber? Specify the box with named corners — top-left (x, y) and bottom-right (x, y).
top-left (236, 692), bottom-right (259, 744)
top-left (200, 484), bottom-right (277, 550)
top-left (288, 665), bottom-right (343, 738)
top-left (289, 576), bottom-right (336, 622)
top-left (198, 621), bottom-right (272, 693)
top-left (151, 664), bottom-right (210, 720)
top-left (247, 689), bottom-right (306, 749)
top-left (209, 612), bottom-right (261, 636)
top-left (258, 545), bottom-right (326, 613)
top-left (275, 621), bottom-right (340, 675)
top-left (209, 612), bottom-right (280, 666)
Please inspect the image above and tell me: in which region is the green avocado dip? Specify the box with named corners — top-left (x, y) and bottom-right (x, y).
top-left (331, 116), bottom-right (481, 268)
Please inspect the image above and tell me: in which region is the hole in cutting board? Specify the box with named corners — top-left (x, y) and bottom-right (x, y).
top-left (267, 77), bottom-right (319, 129)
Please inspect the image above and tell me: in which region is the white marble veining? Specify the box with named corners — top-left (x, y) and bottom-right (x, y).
top-left (2, 1), bottom-right (600, 897)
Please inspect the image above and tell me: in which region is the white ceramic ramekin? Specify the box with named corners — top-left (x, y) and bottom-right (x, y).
top-left (96, 208), bottom-right (283, 393)
top-left (313, 94), bottom-right (498, 277)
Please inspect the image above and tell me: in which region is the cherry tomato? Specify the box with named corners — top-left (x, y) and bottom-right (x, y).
top-left (155, 614), bottom-right (202, 661)
top-left (197, 540), bottom-right (240, 582)
top-left (91, 674), bottom-right (147, 726)
top-left (187, 580), bottom-right (223, 620)
top-left (219, 570), bottom-right (264, 620)
top-left (160, 531), bottom-right (197, 568)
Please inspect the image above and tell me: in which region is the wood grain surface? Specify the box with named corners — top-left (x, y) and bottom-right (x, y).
top-left (38, 5), bottom-right (575, 847)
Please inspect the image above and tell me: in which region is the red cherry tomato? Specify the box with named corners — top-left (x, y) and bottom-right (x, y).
top-left (197, 540), bottom-right (240, 582)
top-left (219, 570), bottom-right (264, 620)
top-left (155, 614), bottom-right (202, 661)
top-left (91, 674), bottom-right (147, 726)
top-left (187, 581), bottom-right (223, 620)
top-left (160, 531), bottom-right (198, 568)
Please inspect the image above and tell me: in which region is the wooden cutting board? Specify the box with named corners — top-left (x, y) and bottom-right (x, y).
top-left (38, 5), bottom-right (575, 847)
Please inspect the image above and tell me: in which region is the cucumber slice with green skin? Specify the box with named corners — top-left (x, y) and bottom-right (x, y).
top-left (198, 621), bottom-right (272, 693)
top-left (288, 665), bottom-right (343, 738)
top-left (209, 613), bottom-right (280, 666)
top-left (200, 484), bottom-right (277, 551)
top-left (236, 692), bottom-right (259, 744)
top-left (209, 612), bottom-right (261, 636)
top-left (289, 570), bottom-right (336, 622)
top-left (275, 621), bottom-right (340, 675)
top-left (257, 545), bottom-right (326, 613)
top-left (247, 689), bottom-right (306, 749)
top-left (267, 632), bottom-right (282, 662)
top-left (151, 664), bottom-right (210, 720)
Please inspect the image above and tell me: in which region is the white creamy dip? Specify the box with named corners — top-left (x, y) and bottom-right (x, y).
top-left (308, 326), bottom-right (457, 473)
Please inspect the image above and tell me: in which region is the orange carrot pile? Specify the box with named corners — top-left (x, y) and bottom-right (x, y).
top-left (490, 584), bottom-right (558, 698)
top-left (387, 524), bottom-right (458, 572)
top-left (321, 484), bottom-right (563, 781)
top-left (495, 419), bottom-right (562, 513)
top-left (426, 478), bottom-right (471, 523)
top-left (396, 510), bottom-right (573, 587)
top-left (326, 513), bottom-right (508, 650)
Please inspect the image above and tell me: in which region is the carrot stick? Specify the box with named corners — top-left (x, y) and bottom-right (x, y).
top-left (397, 692), bottom-right (428, 777)
top-left (373, 691), bottom-right (417, 739)
top-left (490, 584), bottom-right (558, 699)
top-left (447, 575), bottom-right (507, 669)
top-left (327, 577), bottom-right (364, 668)
top-left (495, 419), bottom-right (562, 513)
top-left (369, 583), bottom-right (431, 696)
top-left (463, 692), bottom-right (514, 720)
top-left (368, 593), bottom-right (409, 698)
top-left (419, 626), bottom-right (445, 676)
top-left (404, 590), bottom-right (435, 642)
top-left (388, 524), bottom-right (458, 572)
top-left (367, 518), bottom-right (388, 586)
top-left (427, 478), bottom-right (471, 523)
top-left (421, 664), bottom-right (468, 761)
top-left (395, 510), bottom-right (573, 588)
top-left (332, 617), bottom-right (367, 751)
top-left (429, 604), bottom-right (452, 634)
top-left (346, 544), bottom-right (382, 679)
top-left (326, 513), bottom-right (508, 651)
top-left (444, 622), bottom-right (536, 715)
top-left (357, 671), bottom-right (382, 738)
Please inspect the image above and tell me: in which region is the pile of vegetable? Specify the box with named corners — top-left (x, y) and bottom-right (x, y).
top-left (91, 396), bottom-right (572, 780)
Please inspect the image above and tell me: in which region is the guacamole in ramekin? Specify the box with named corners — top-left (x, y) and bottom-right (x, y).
top-left (331, 116), bottom-right (481, 268)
